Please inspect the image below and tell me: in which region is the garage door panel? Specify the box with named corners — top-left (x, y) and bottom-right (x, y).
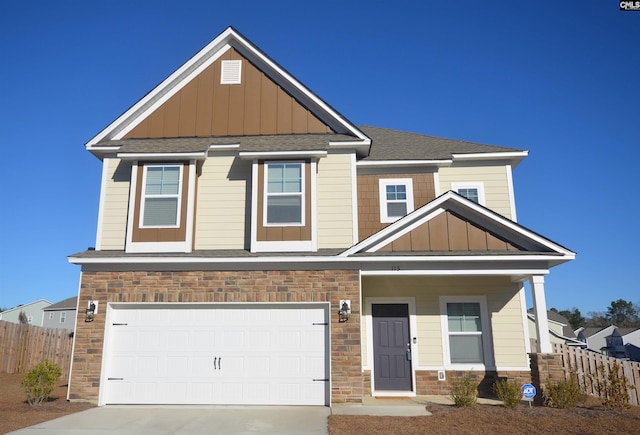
top-left (103, 303), bottom-right (329, 405)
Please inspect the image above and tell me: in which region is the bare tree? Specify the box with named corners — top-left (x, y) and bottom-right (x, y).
top-left (18, 310), bottom-right (28, 324)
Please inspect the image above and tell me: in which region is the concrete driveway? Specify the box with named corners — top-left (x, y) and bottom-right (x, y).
top-left (7, 405), bottom-right (331, 435)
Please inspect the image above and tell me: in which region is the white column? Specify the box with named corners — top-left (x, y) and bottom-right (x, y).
top-left (530, 275), bottom-right (552, 353)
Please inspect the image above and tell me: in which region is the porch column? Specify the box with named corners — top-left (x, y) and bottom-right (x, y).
top-left (530, 275), bottom-right (552, 353)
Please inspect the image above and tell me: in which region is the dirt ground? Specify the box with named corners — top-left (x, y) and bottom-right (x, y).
top-left (329, 397), bottom-right (640, 435)
top-left (2, 372), bottom-right (640, 435)
top-left (0, 373), bottom-right (94, 434)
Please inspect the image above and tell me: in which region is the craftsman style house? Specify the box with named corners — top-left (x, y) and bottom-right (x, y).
top-left (68, 27), bottom-right (574, 406)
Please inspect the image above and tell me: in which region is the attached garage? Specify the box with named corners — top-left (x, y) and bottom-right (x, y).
top-left (99, 303), bottom-right (330, 406)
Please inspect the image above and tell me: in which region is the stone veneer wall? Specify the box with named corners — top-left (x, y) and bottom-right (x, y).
top-left (70, 269), bottom-right (362, 404)
top-left (529, 353), bottom-right (565, 405)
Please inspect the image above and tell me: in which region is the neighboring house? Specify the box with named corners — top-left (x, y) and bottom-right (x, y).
top-left (622, 328), bottom-right (640, 362)
top-left (42, 296), bottom-right (78, 331)
top-left (0, 299), bottom-right (51, 326)
top-left (576, 325), bottom-right (640, 361)
top-left (527, 310), bottom-right (584, 347)
top-left (576, 326), bottom-right (616, 354)
top-left (67, 27), bottom-right (575, 406)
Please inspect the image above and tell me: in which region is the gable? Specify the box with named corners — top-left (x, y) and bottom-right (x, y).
top-left (377, 210), bottom-right (521, 253)
top-left (86, 27), bottom-right (370, 154)
top-left (342, 191), bottom-right (575, 260)
top-left (124, 48), bottom-right (333, 139)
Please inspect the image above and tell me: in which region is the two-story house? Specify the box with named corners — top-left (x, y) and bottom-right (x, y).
top-left (68, 27), bottom-right (574, 406)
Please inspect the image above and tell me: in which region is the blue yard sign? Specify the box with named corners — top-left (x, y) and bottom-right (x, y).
top-left (522, 383), bottom-right (536, 400)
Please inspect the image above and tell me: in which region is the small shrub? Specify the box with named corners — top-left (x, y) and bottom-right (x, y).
top-left (21, 360), bottom-right (62, 406)
top-left (449, 372), bottom-right (478, 407)
top-left (545, 375), bottom-right (582, 409)
top-left (591, 361), bottom-right (635, 408)
top-left (493, 379), bottom-right (521, 408)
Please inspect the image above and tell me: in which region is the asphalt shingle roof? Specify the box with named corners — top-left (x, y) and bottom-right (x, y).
top-left (98, 126), bottom-right (523, 160)
top-left (359, 126), bottom-right (524, 160)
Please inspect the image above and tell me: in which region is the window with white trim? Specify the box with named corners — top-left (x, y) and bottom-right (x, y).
top-left (60, 312), bottom-right (66, 324)
top-left (451, 182), bottom-right (485, 205)
top-left (379, 179), bottom-right (414, 223)
top-left (27, 316), bottom-right (33, 324)
top-left (441, 296), bottom-right (492, 368)
top-left (140, 164), bottom-right (182, 227)
top-left (265, 162), bottom-right (304, 225)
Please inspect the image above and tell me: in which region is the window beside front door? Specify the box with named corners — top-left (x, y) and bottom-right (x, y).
top-left (440, 296), bottom-right (492, 369)
top-left (265, 162), bottom-right (304, 225)
top-left (379, 179), bottom-right (414, 223)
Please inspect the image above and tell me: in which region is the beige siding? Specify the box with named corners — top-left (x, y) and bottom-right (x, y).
top-left (317, 153), bottom-right (354, 248)
top-left (362, 276), bottom-right (528, 369)
top-left (98, 158), bottom-right (130, 250)
top-left (438, 164), bottom-right (512, 219)
top-left (194, 155), bottom-right (249, 250)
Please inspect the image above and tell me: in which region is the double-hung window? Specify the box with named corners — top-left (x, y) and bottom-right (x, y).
top-left (265, 162), bottom-right (303, 225)
top-left (441, 297), bottom-right (492, 368)
top-left (140, 165), bottom-right (182, 227)
top-left (379, 179), bottom-right (414, 223)
top-left (60, 312), bottom-right (66, 324)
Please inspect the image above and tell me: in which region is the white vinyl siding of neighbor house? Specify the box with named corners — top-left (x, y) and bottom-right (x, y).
top-left (317, 152), bottom-right (354, 248)
top-left (97, 158), bottom-right (130, 250)
top-left (194, 155), bottom-right (249, 250)
top-left (438, 164), bottom-right (513, 219)
top-left (361, 276), bottom-right (528, 370)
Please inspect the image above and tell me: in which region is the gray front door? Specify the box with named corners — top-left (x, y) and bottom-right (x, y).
top-left (372, 303), bottom-right (412, 391)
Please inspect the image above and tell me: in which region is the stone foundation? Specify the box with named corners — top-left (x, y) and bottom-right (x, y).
top-left (362, 369), bottom-right (531, 398)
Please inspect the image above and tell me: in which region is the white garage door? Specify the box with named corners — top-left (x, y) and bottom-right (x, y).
top-left (100, 303), bottom-right (329, 406)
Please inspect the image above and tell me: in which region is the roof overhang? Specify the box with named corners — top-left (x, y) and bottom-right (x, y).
top-left (238, 150), bottom-right (328, 160)
top-left (116, 152), bottom-right (209, 161)
top-left (452, 151), bottom-right (529, 167)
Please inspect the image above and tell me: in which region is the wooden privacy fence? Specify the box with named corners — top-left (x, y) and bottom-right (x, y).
top-left (551, 342), bottom-right (640, 406)
top-left (0, 320), bottom-right (73, 379)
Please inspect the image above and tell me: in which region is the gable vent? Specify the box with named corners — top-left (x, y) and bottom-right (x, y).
top-left (220, 60), bottom-right (242, 84)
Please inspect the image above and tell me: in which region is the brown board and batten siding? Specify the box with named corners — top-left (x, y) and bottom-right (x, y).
top-left (124, 49), bottom-right (332, 139)
top-left (256, 160), bottom-right (312, 242)
top-left (378, 211), bottom-right (522, 252)
top-left (357, 173), bottom-right (436, 241)
top-left (131, 162), bottom-right (190, 243)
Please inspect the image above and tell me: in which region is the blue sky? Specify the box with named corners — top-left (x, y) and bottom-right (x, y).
top-left (1, 1), bottom-right (638, 316)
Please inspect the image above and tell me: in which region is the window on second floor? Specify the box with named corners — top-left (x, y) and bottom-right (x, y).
top-left (451, 182), bottom-right (485, 205)
top-left (49, 312), bottom-right (54, 320)
top-left (265, 162), bottom-right (304, 225)
top-left (60, 312), bottom-right (66, 323)
top-left (140, 165), bottom-right (182, 228)
top-left (379, 179), bottom-right (414, 223)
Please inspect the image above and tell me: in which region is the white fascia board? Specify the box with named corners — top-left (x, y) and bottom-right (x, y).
top-left (87, 29), bottom-right (239, 147)
top-left (238, 150), bottom-right (327, 159)
top-left (356, 159), bottom-right (452, 168)
top-left (68, 253), bottom-right (564, 266)
top-left (116, 152), bottom-right (208, 161)
top-left (208, 144), bottom-right (240, 151)
top-left (452, 151), bottom-right (529, 167)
